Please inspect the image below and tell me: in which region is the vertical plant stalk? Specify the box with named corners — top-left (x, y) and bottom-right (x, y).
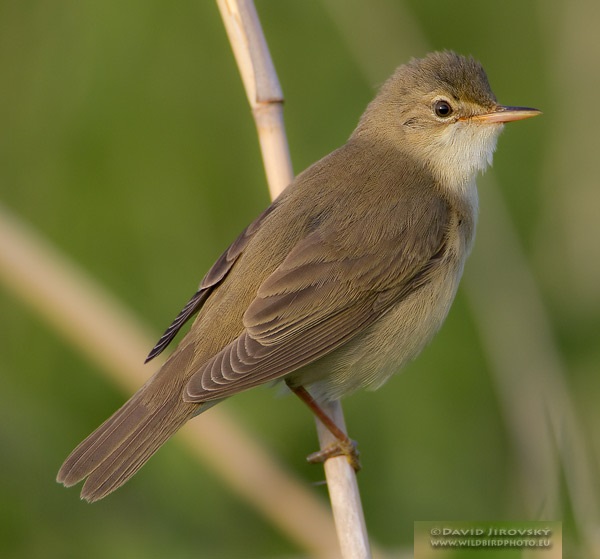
top-left (217, 0), bottom-right (292, 198)
top-left (317, 400), bottom-right (372, 559)
top-left (216, 1), bottom-right (372, 557)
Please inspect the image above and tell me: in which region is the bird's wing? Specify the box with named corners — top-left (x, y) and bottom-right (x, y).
top-left (185, 196), bottom-right (451, 401)
top-left (145, 203), bottom-right (279, 362)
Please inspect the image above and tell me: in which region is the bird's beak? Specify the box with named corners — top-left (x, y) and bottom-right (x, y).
top-left (467, 105), bottom-right (542, 124)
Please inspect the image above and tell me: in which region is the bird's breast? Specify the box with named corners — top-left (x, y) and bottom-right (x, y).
top-left (299, 201), bottom-right (477, 401)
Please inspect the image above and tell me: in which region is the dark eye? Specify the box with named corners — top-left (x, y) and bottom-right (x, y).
top-left (434, 99), bottom-right (453, 118)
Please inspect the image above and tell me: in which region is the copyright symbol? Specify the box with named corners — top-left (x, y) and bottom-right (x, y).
top-left (430, 527), bottom-right (442, 536)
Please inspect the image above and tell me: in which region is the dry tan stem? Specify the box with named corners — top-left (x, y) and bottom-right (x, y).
top-left (317, 401), bottom-right (371, 559)
top-left (217, 0), bottom-right (292, 198)
top-left (217, 1), bottom-right (372, 557)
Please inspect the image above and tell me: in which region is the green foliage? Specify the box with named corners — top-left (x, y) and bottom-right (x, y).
top-left (0, 1), bottom-right (596, 557)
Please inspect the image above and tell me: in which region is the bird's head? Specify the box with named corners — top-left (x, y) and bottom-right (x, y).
top-left (353, 51), bottom-right (540, 191)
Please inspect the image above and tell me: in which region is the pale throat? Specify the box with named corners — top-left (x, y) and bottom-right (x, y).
top-left (426, 121), bottom-right (504, 200)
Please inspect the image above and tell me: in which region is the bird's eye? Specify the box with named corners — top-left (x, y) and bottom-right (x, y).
top-left (434, 99), bottom-right (453, 118)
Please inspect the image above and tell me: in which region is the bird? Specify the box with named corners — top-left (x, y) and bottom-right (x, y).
top-left (57, 51), bottom-right (540, 502)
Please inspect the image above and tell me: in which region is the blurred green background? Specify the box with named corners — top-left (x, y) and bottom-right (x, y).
top-left (1, 0), bottom-right (598, 557)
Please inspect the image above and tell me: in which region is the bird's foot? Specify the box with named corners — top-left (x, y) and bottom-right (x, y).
top-left (285, 381), bottom-right (362, 472)
top-left (307, 438), bottom-right (362, 472)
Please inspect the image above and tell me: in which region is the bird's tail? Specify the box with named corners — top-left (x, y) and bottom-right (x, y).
top-left (57, 345), bottom-right (205, 502)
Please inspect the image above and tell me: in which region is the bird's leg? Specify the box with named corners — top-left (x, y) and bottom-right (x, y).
top-left (286, 382), bottom-right (361, 472)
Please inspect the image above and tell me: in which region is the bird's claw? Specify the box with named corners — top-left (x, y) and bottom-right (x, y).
top-left (307, 438), bottom-right (362, 472)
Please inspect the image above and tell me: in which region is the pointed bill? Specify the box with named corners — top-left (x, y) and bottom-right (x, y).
top-left (470, 105), bottom-right (542, 124)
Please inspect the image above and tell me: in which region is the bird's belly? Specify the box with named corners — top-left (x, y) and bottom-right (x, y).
top-left (298, 258), bottom-right (466, 401)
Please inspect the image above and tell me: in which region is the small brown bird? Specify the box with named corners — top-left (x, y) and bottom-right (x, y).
top-left (58, 51), bottom-right (540, 501)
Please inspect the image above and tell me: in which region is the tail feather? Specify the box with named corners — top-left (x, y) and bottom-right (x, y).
top-left (57, 395), bottom-right (149, 487)
top-left (57, 344), bottom-right (203, 501)
top-left (80, 399), bottom-right (196, 502)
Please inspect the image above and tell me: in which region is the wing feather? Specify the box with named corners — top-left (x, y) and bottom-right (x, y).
top-left (185, 196), bottom-right (451, 401)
